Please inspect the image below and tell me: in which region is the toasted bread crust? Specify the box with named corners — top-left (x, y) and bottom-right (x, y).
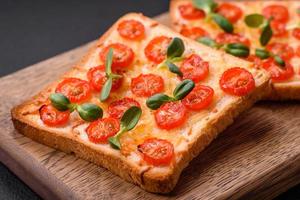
top-left (11, 13), bottom-right (270, 193)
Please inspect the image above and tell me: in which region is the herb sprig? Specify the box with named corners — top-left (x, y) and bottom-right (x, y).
top-left (255, 48), bottom-right (286, 68)
top-left (50, 93), bottom-right (103, 122)
top-left (109, 106), bottom-right (142, 150)
top-left (244, 14), bottom-right (286, 67)
top-left (197, 37), bottom-right (250, 58)
top-left (244, 14), bottom-right (273, 46)
top-left (193, 0), bottom-right (233, 33)
top-left (100, 48), bottom-right (123, 102)
top-left (146, 79), bottom-right (195, 110)
top-left (159, 37), bottom-right (185, 77)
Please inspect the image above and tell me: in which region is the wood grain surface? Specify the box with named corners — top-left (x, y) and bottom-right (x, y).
top-left (0, 13), bottom-right (300, 200)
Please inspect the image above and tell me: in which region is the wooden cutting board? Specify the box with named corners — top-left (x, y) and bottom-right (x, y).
top-left (0, 13), bottom-right (299, 200)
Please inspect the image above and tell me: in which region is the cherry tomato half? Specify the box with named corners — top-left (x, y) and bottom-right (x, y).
top-left (138, 138), bottom-right (174, 166)
top-left (99, 43), bottom-right (134, 68)
top-left (117, 20), bottom-right (145, 40)
top-left (87, 65), bottom-right (122, 92)
top-left (266, 42), bottom-right (295, 61)
top-left (180, 54), bottom-right (209, 83)
top-left (182, 85), bottom-right (214, 110)
top-left (155, 101), bottom-right (187, 130)
top-left (262, 4), bottom-right (289, 23)
top-left (39, 105), bottom-right (70, 127)
top-left (108, 97), bottom-right (140, 119)
top-left (178, 3), bottom-right (205, 20)
top-left (270, 21), bottom-right (287, 38)
top-left (131, 74), bottom-right (164, 97)
top-left (180, 26), bottom-right (209, 40)
top-left (144, 36), bottom-right (171, 64)
top-left (297, 46), bottom-right (300, 57)
top-left (217, 3), bottom-right (243, 23)
top-left (292, 28), bottom-right (300, 40)
top-left (215, 33), bottom-right (250, 47)
top-left (86, 117), bottom-right (120, 144)
top-left (219, 67), bottom-right (255, 96)
top-left (55, 77), bottom-right (91, 103)
top-left (262, 58), bottom-right (294, 82)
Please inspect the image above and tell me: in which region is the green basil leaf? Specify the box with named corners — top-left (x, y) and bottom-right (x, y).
top-left (173, 79), bottom-right (195, 100)
top-left (108, 137), bottom-right (121, 149)
top-left (255, 48), bottom-right (270, 59)
top-left (100, 77), bottom-right (113, 102)
top-left (120, 106), bottom-right (142, 132)
top-left (165, 60), bottom-right (183, 77)
top-left (260, 21), bottom-right (273, 46)
top-left (274, 55), bottom-right (286, 68)
top-left (105, 48), bottom-right (113, 75)
top-left (225, 48), bottom-right (250, 58)
top-left (169, 56), bottom-right (184, 63)
top-left (245, 14), bottom-right (265, 28)
top-left (146, 93), bottom-right (174, 110)
top-left (109, 106), bottom-right (142, 150)
top-left (197, 37), bottom-right (218, 48)
top-left (167, 37), bottom-right (185, 59)
top-left (193, 0), bottom-right (217, 13)
top-left (225, 43), bottom-right (250, 57)
top-left (211, 13), bottom-right (233, 33)
top-left (76, 103), bottom-right (103, 122)
top-left (50, 93), bottom-right (71, 111)
top-left (297, 7), bottom-right (300, 15)
top-left (226, 43), bottom-right (249, 51)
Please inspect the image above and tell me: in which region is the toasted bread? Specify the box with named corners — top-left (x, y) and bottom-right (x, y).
top-left (11, 13), bottom-right (270, 193)
top-left (170, 0), bottom-right (300, 100)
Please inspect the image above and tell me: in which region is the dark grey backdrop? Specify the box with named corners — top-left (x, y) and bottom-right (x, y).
top-left (0, 0), bottom-right (299, 199)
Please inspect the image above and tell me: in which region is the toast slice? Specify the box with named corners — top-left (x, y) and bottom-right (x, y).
top-left (11, 13), bottom-right (270, 193)
top-left (170, 0), bottom-right (300, 100)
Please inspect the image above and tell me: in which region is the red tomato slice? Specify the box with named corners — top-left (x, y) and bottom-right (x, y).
top-left (131, 74), bottom-right (164, 97)
top-left (297, 46), bottom-right (300, 57)
top-left (144, 36), bottom-right (172, 64)
top-left (180, 26), bottom-right (209, 40)
top-left (117, 20), bottom-right (145, 40)
top-left (262, 58), bottom-right (294, 82)
top-left (180, 54), bottom-right (209, 83)
top-left (217, 3), bottom-right (243, 23)
top-left (178, 3), bottom-right (205, 20)
top-left (270, 21), bottom-right (287, 37)
top-left (262, 4), bottom-right (289, 23)
top-left (292, 28), bottom-right (300, 40)
top-left (246, 55), bottom-right (263, 69)
top-left (108, 97), bottom-right (140, 119)
top-left (87, 65), bottom-right (122, 92)
top-left (182, 85), bottom-right (214, 110)
top-left (155, 102), bottom-right (187, 130)
top-left (266, 43), bottom-right (295, 61)
top-left (138, 138), bottom-right (174, 166)
top-left (215, 33), bottom-right (250, 47)
top-left (39, 105), bottom-right (70, 127)
top-left (86, 117), bottom-right (120, 144)
top-left (220, 67), bottom-right (255, 96)
top-left (99, 43), bottom-right (134, 68)
top-left (55, 78), bottom-right (91, 103)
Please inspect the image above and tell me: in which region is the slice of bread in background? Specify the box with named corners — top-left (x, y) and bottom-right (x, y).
top-left (170, 0), bottom-right (300, 100)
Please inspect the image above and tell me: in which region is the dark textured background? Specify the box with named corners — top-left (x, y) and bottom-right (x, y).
top-left (0, 0), bottom-right (299, 199)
